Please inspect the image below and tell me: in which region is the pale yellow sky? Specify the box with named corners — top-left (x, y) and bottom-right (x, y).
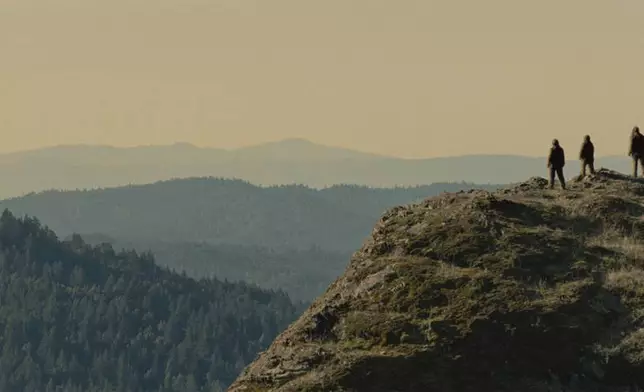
top-left (1, 0), bottom-right (643, 158)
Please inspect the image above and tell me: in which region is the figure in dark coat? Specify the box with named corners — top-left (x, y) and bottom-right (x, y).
top-left (547, 139), bottom-right (566, 189)
top-left (629, 126), bottom-right (644, 177)
top-left (579, 135), bottom-right (595, 176)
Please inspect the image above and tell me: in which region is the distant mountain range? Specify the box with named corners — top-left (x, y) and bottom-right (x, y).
top-left (0, 139), bottom-right (631, 198)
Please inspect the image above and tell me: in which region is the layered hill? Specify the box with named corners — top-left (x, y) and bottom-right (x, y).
top-left (0, 140), bottom-right (632, 199)
top-left (0, 210), bottom-right (301, 391)
top-left (0, 179), bottom-right (502, 253)
top-left (230, 169), bottom-right (644, 391)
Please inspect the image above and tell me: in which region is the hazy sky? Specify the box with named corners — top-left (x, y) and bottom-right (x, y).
top-left (2, 0), bottom-right (643, 158)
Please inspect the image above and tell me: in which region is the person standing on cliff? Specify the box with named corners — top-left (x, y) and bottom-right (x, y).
top-left (547, 139), bottom-right (566, 189)
top-left (629, 126), bottom-right (644, 177)
top-left (579, 135), bottom-right (595, 176)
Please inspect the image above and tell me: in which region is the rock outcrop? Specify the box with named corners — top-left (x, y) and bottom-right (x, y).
top-left (229, 169), bottom-right (644, 391)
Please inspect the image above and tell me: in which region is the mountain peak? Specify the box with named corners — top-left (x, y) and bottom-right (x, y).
top-left (230, 168), bottom-right (644, 391)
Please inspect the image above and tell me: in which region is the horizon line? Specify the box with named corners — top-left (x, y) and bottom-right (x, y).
top-left (0, 138), bottom-right (626, 161)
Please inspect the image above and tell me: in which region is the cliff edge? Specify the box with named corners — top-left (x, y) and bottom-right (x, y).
top-left (229, 169), bottom-right (644, 391)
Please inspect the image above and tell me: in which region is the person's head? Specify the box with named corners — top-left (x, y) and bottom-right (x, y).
top-left (633, 126), bottom-right (640, 136)
top-left (584, 135), bottom-right (591, 142)
top-left (552, 138), bottom-right (559, 147)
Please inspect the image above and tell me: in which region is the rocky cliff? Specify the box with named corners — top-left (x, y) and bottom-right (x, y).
top-left (229, 169), bottom-right (644, 391)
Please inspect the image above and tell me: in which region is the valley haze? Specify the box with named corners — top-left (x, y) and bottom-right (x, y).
top-left (0, 139), bottom-right (632, 199)
top-left (0, 177), bottom-right (502, 300)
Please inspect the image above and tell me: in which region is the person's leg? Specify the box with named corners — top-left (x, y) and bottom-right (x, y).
top-left (549, 167), bottom-right (556, 188)
top-left (581, 161), bottom-right (587, 177)
top-left (589, 161), bottom-right (595, 174)
top-left (634, 156), bottom-right (639, 177)
top-left (557, 168), bottom-right (566, 189)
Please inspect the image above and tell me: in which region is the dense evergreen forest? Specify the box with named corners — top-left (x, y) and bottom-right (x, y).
top-left (0, 179), bottom-right (503, 252)
top-left (0, 210), bottom-right (302, 391)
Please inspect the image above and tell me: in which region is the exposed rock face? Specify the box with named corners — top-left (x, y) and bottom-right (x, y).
top-left (229, 169), bottom-right (644, 391)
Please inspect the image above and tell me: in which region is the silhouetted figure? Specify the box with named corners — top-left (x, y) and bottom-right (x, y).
top-left (547, 139), bottom-right (566, 189)
top-left (629, 126), bottom-right (644, 177)
top-left (579, 135), bottom-right (595, 176)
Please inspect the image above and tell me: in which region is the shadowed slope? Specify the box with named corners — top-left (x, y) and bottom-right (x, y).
top-left (229, 169), bottom-right (644, 391)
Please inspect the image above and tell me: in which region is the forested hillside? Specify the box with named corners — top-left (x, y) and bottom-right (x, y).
top-left (0, 210), bottom-right (301, 391)
top-left (0, 179), bottom-right (503, 252)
